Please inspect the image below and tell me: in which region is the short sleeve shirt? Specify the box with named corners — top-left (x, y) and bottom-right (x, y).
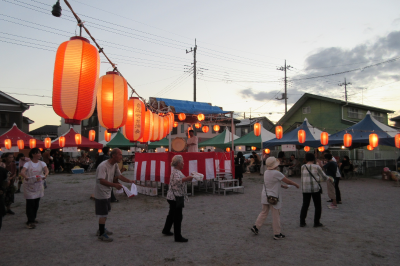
top-left (261, 170), bottom-right (284, 209)
top-left (94, 160), bottom-right (121, 199)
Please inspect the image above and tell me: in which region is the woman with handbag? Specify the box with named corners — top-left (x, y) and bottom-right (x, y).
top-left (300, 153), bottom-right (333, 228)
top-left (251, 157), bottom-right (299, 240)
top-left (162, 155), bottom-right (194, 242)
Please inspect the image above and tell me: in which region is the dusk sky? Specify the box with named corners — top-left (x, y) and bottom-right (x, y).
top-left (1, 0), bottom-right (400, 130)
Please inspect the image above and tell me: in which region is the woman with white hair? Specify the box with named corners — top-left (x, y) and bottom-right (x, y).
top-left (251, 157), bottom-right (299, 240)
top-left (162, 155), bottom-right (194, 242)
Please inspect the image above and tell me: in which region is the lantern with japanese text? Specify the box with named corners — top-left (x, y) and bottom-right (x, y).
top-left (59, 136), bottom-right (66, 148)
top-left (137, 109), bottom-right (153, 143)
top-left (178, 113), bottom-right (186, 121)
top-left (44, 137), bottom-right (51, 149)
top-left (251, 146), bottom-right (256, 151)
top-left (17, 140), bottom-right (24, 150)
top-left (104, 130), bottom-right (112, 142)
top-left (254, 122), bottom-right (261, 137)
top-left (4, 139), bottom-right (11, 150)
top-left (29, 139), bottom-right (36, 149)
top-left (226, 147), bottom-right (231, 152)
top-left (264, 149), bottom-right (270, 154)
top-left (367, 145), bottom-right (374, 151)
top-left (123, 97), bottom-right (145, 142)
top-left (343, 133), bottom-right (352, 147)
top-left (369, 133), bottom-right (378, 148)
top-left (195, 123), bottom-right (201, 129)
top-left (75, 134), bottom-right (82, 145)
top-left (96, 71), bottom-right (128, 132)
top-left (320, 132), bottom-right (329, 146)
top-left (318, 146), bottom-right (325, 152)
top-left (53, 36), bottom-right (100, 125)
top-left (173, 121), bottom-right (178, 128)
top-left (395, 133), bottom-right (400, 148)
top-left (213, 125), bottom-right (220, 132)
top-left (275, 126), bottom-right (283, 139)
top-left (89, 130), bottom-right (96, 141)
top-left (202, 126), bottom-right (209, 133)
top-left (298, 130), bottom-right (306, 144)
top-left (197, 114), bottom-right (205, 121)
top-left (304, 146), bottom-right (310, 152)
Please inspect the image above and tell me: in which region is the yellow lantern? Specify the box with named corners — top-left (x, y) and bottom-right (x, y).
top-left (264, 149), bottom-right (270, 154)
top-left (44, 137), bottom-right (51, 149)
top-left (343, 133), bottom-right (352, 147)
top-left (275, 126), bottom-right (283, 139)
top-left (213, 125), bottom-right (220, 132)
top-left (202, 126), bottom-right (209, 133)
top-left (304, 146), bottom-right (310, 152)
top-left (59, 136), bottom-right (66, 148)
top-left (195, 123), bottom-right (201, 129)
top-left (197, 114), bottom-right (205, 121)
top-left (105, 130), bottom-right (112, 142)
top-left (17, 140), bottom-right (24, 150)
top-left (251, 146), bottom-right (256, 151)
top-left (320, 132), bottom-right (329, 146)
top-left (254, 122), bottom-right (261, 137)
top-left (298, 130), bottom-right (306, 144)
top-left (29, 139), bottom-right (36, 149)
top-left (369, 133), bottom-right (378, 148)
top-left (75, 134), bottom-right (82, 145)
top-left (89, 130), bottom-right (96, 141)
top-left (4, 139), bottom-right (11, 150)
top-left (178, 113), bottom-right (186, 121)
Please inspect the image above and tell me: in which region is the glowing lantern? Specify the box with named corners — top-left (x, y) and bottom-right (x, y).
top-left (226, 147), bottom-right (231, 152)
top-left (254, 122), bottom-right (261, 137)
top-left (59, 136), bottom-right (66, 148)
top-left (17, 140), bottom-right (24, 150)
top-left (369, 133), bottom-right (378, 148)
top-left (158, 114), bottom-right (165, 140)
top-left (264, 149), bottom-right (270, 154)
top-left (123, 97), bottom-right (145, 142)
top-left (39, 148), bottom-right (43, 151)
top-left (89, 130), bottom-right (96, 141)
top-left (4, 139), bottom-right (11, 150)
top-left (163, 115), bottom-right (169, 138)
top-left (275, 126), bottom-right (283, 139)
top-left (298, 130), bottom-right (306, 144)
top-left (318, 146), bottom-right (325, 152)
top-left (197, 114), bottom-right (205, 121)
top-left (136, 110), bottom-right (153, 143)
top-left (44, 137), bottom-right (51, 149)
top-left (75, 134), bottom-right (82, 145)
top-left (104, 130), bottom-right (112, 142)
top-left (150, 112), bottom-right (160, 141)
top-left (343, 133), bottom-right (352, 147)
top-left (213, 125), bottom-right (220, 132)
top-left (195, 123), bottom-right (201, 129)
top-left (98, 149), bottom-right (102, 153)
top-left (251, 146), bottom-right (256, 151)
top-left (304, 146), bottom-right (310, 152)
top-left (168, 112), bottom-right (175, 132)
top-left (202, 126), bottom-right (209, 133)
top-left (395, 133), bottom-right (400, 148)
top-left (53, 36), bottom-right (100, 125)
top-left (96, 71), bottom-right (128, 132)
top-left (367, 145), bottom-right (374, 151)
top-left (320, 132), bottom-right (329, 146)
top-left (29, 139), bottom-right (36, 149)
top-left (173, 121), bottom-right (179, 128)
top-left (178, 113), bottom-right (186, 121)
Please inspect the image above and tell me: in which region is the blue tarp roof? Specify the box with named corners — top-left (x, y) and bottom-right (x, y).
top-left (156, 98), bottom-right (229, 114)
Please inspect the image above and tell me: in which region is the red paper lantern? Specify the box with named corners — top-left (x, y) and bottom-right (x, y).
top-left (163, 115), bottom-right (170, 138)
top-left (44, 137), bottom-right (51, 149)
top-left (275, 126), bottom-right (283, 139)
top-left (4, 139), bottom-right (11, 150)
top-left (369, 133), bottom-right (378, 148)
top-left (251, 146), bottom-right (256, 151)
top-left (178, 113), bottom-right (186, 121)
top-left (123, 97), bottom-right (145, 142)
top-left (367, 145), bottom-right (374, 151)
top-left (343, 133), bottom-right (352, 147)
top-left (98, 149), bottom-right (102, 153)
top-left (254, 122), bottom-right (261, 137)
top-left (59, 136), bottom-right (66, 148)
top-left (150, 112), bottom-right (160, 142)
top-left (213, 125), bottom-right (220, 132)
top-left (97, 71), bottom-right (128, 132)
top-left (195, 123), bottom-right (201, 129)
top-left (304, 146), bottom-right (310, 152)
top-left (318, 146), bottom-right (325, 152)
top-left (173, 121), bottom-right (179, 128)
top-left (202, 126), bottom-right (209, 133)
top-left (17, 140), bottom-right (24, 150)
top-left (53, 36), bottom-right (100, 125)
top-left (226, 147), bottom-right (231, 152)
top-left (29, 139), bottom-right (36, 149)
top-left (298, 130), bottom-right (306, 144)
top-left (75, 134), bottom-right (82, 145)
top-left (320, 132), bottom-right (329, 146)
top-left (104, 130), bottom-right (112, 142)
top-left (158, 114), bottom-right (165, 140)
top-left (395, 133), bottom-right (400, 148)
top-left (264, 149), bottom-right (270, 154)
top-left (39, 148), bottom-right (43, 151)
top-left (89, 130), bottom-right (96, 141)
top-left (137, 109), bottom-right (153, 143)
top-left (168, 112), bottom-right (175, 132)
top-left (197, 114), bottom-right (205, 121)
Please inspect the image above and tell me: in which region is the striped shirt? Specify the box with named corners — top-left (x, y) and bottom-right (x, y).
top-left (301, 164), bottom-right (329, 193)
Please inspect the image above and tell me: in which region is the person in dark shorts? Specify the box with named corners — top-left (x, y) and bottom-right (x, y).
top-left (95, 147), bottom-right (118, 202)
top-left (94, 148), bottom-right (135, 242)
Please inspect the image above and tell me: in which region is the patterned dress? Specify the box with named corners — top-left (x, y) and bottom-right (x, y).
top-left (166, 168), bottom-right (189, 202)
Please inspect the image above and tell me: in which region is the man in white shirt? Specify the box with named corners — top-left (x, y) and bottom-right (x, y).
top-left (187, 130), bottom-right (198, 152)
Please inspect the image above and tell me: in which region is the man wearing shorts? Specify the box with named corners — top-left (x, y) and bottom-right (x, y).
top-left (94, 148), bottom-right (134, 242)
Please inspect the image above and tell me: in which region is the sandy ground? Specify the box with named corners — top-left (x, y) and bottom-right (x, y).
top-left (1, 170), bottom-right (400, 266)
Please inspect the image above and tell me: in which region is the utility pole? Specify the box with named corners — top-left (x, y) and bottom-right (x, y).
top-left (186, 39), bottom-right (197, 102)
top-left (339, 78), bottom-right (351, 103)
top-left (277, 60), bottom-right (292, 113)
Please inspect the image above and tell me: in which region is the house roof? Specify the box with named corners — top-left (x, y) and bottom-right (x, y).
top-left (29, 125), bottom-right (58, 135)
top-left (236, 116), bottom-right (274, 127)
top-left (23, 116), bottom-right (34, 124)
top-left (390, 115), bottom-right (400, 121)
top-left (278, 93), bottom-right (394, 125)
top-left (0, 91), bottom-right (30, 110)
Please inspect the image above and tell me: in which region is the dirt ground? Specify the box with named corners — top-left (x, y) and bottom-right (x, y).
top-left (1, 170), bottom-right (400, 266)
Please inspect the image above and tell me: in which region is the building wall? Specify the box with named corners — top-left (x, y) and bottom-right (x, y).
top-left (0, 111), bottom-right (23, 135)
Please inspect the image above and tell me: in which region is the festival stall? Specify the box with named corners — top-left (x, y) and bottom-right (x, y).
top-left (51, 128), bottom-right (103, 150)
top-left (198, 128), bottom-right (239, 150)
top-left (227, 126), bottom-right (275, 149)
top-left (148, 138), bottom-right (169, 150)
top-left (106, 131), bottom-right (136, 149)
top-left (0, 123), bottom-right (45, 151)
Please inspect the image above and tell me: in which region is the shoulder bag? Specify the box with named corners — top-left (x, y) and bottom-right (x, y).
top-left (263, 183), bottom-right (279, 205)
top-left (304, 165), bottom-right (323, 194)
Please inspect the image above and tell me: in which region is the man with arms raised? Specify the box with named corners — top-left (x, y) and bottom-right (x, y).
top-left (95, 148), bottom-right (135, 242)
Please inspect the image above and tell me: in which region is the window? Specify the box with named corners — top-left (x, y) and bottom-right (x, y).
top-left (348, 108), bottom-right (363, 119)
top-left (180, 124), bottom-right (184, 133)
top-left (241, 128), bottom-right (249, 136)
top-left (171, 127), bottom-right (177, 135)
top-left (372, 112), bottom-right (384, 122)
top-left (302, 106), bottom-right (311, 114)
top-left (0, 113), bottom-right (10, 127)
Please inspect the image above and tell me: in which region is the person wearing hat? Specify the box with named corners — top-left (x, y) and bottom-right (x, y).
top-left (251, 157), bottom-right (299, 240)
